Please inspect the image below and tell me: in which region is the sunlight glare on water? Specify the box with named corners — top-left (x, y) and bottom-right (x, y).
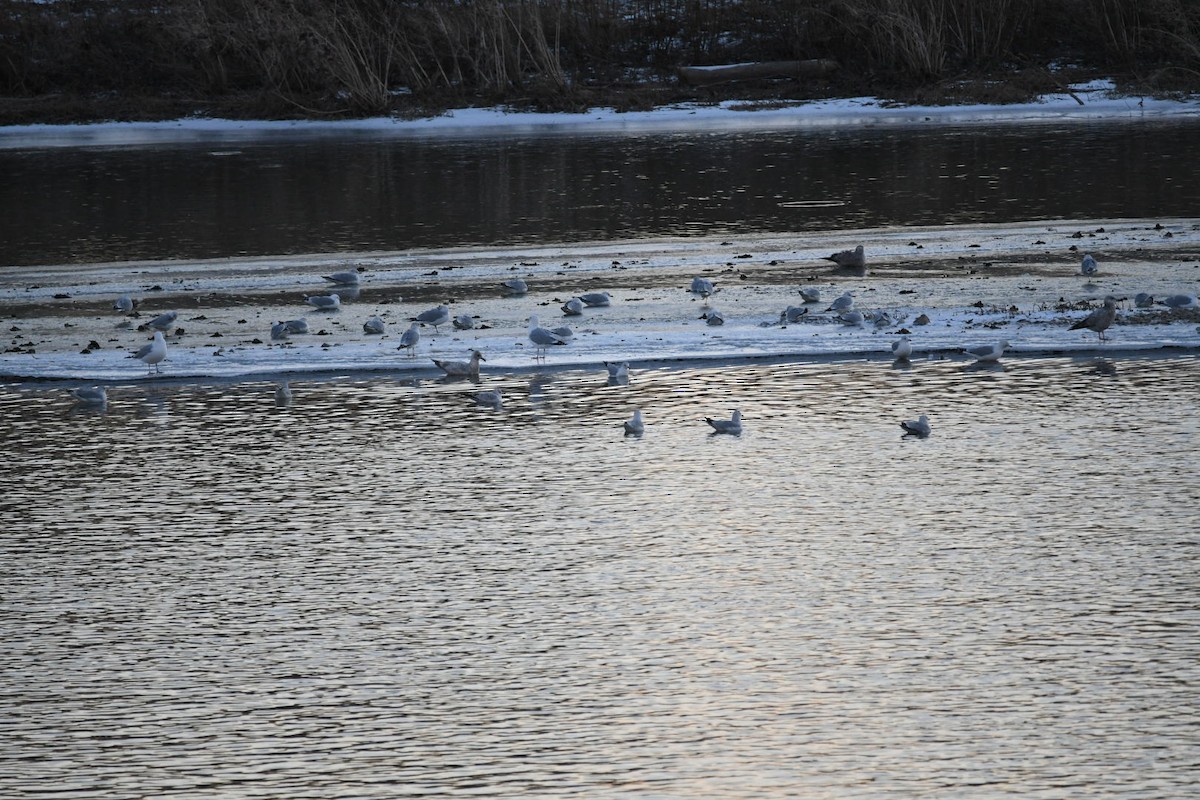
top-left (3, 354), bottom-right (1199, 797)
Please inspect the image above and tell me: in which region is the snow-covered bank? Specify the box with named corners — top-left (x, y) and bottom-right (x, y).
top-left (3, 79), bottom-right (1198, 150)
top-left (3, 219), bottom-right (1198, 383)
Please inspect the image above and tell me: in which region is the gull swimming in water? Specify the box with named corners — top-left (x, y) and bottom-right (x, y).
top-left (70, 386), bottom-right (108, 406)
top-left (396, 322), bottom-right (420, 357)
top-left (306, 293), bottom-right (341, 311)
top-left (826, 292), bottom-right (854, 312)
top-left (283, 318), bottom-right (309, 334)
top-left (706, 409), bottom-right (743, 435)
top-left (690, 276), bottom-right (716, 299)
top-left (453, 314), bottom-right (476, 330)
top-left (474, 388), bottom-right (503, 409)
top-left (433, 349), bottom-right (485, 378)
top-left (528, 315), bottom-right (567, 358)
top-left (113, 295), bottom-right (137, 314)
top-left (502, 277), bottom-right (528, 295)
top-left (605, 361), bottom-right (630, 384)
top-left (825, 245), bottom-right (866, 269)
top-left (963, 339), bottom-right (1009, 362)
top-left (799, 287), bottom-right (822, 304)
top-left (363, 316), bottom-right (386, 335)
top-left (1080, 253), bottom-right (1099, 277)
top-left (892, 335), bottom-right (913, 361)
top-left (1069, 295), bottom-right (1118, 341)
top-left (780, 306), bottom-right (808, 324)
top-left (270, 321), bottom-right (290, 341)
top-left (900, 414), bottom-right (931, 438)
top-left (623, 409), bottom-right (644, 436)
top-left (561, 298), bottom-right (584, 316)
top-left (274, 381), bottom-right (293, 405)
top-left (322, 270), bottom-right (360, 286)
top-left (579, 292), bottom-right (611, 307)
top-left (413, 304), bottom-right (450, 332)
top-left (130, 330), bottom-right (167, 373)
top-left (144, 310), bottom-right (178, 333)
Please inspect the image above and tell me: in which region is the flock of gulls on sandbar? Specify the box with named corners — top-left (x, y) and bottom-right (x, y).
top-left (66, 245), bottom-right (1200, 439)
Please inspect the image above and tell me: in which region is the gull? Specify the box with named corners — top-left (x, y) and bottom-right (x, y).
top-left (706, 409), bottom-right (743, 435)
top-left (550, 325), bottom-right (574, 340)
top-left (433, 349), bottom-right (484, 378)
top-left (130, 331), bottom-right (167, 373)
top-left (274, 381), bottom-right (293, 405)
top-left (870, 310), bottom-right (893, 328)
top-left (1134, 292), bottom-right (1155, 308)
top-left (839, 310), bottom-right (864, 326)
top-left (623, 409), bottom-right (644, 436)
top-left (453, 314), bottom-right (476, 330)
top-left (396, 322), bottom-right (420, 357)
top-left (474, 388), bottom-right (503, 409)
top-left (1069, 295), bottom-right (1118, 341)
top-left (1162, 293), bottom-right (1198, 309)
top-left (283, 318), bottom-right (309, 334)
top-left (502, 277), bottom-right (528, 295)
top-left (70, 386), bottom-right (108, 406)
top-left (1080, 253), bottom-right (1099, 277)
top-left (704, 309), bottom-right (725, 326)
top-left (363, 315), bottom-right (386, 335)
top-left (413, 304), bottom-right (450, 332)
top-left (528, 315), bottom-right (567, 358)
top-left (270, 321), bottom-right (290, 341)
top-left (306, 293), bottom-right (341, 311)
top-left (690, 276), bottom-right (716, 299)
top-left (780, 306), bottom-right (808, 324)
top-left (963, 339), bottom-right (1009, 362)
top-left (561, 297), bottom-right (584, 316)
top-left (322, 270), bottom-right (360, 286)
top-left (900, 414), bottom-right (931, 438)
top-left (144, 310), bottom-right (178, 333)
top-left (605, 361), bottom-right (630, 385)
top-left (825, 245), bottom-right (865, 269)
top-left (892, 335), bottom-right (913, 361)
top-left (579, 291), bottom-right (611, 307)
top-left (799, 287), bottom-right (822, 304)
top-left (113, 295), bottom-right (137, 314)
top-left (826, 292), bottom-right (854, 312)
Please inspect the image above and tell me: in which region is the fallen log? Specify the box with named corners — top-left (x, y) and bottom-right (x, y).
top-left (676, 59), bottom-right (839, 87)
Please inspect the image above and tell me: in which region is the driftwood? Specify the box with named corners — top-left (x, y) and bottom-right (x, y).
top-left (676, 59), bottom-right (839, 86)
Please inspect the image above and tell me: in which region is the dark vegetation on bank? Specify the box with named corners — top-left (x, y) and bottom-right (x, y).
top-left (2, 0), bottom-right (1199, 125)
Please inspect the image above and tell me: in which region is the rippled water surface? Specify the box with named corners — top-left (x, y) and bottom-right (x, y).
top-left (3, 119), bottom-right (1200, 266)
top-left (4, 354), bottom-right (1199, 797)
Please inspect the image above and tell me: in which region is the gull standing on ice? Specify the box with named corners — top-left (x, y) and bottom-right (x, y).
top-left (561, 298), bottom-right (584, 316)
top-left (839, 310), bottom-right (865, 326)
top-left (706, 409), bottom-right (743, 435)
top-left (826, 292), bottom-right (854, 312)
top-left (1069, 296), bottom-right (1118, 341)
top-left (144, 310), bottom-right (178, 333)
top-left (433, 349), bottom-right (485, 378)
top-left (550, 324), bottom-right (574, 340)
top-left (1162, 293), bottom-right (1199, 309)
top-left (283, 318), bottom-right (309, 334)
top-left (780, 306), bottom-right (808, 324)
top-left (396, 322), bottom-right (421, 357)
top-left (900, 414), bottom-right (931, 438)
top-left (623, 409), bottom-right (645, 436)
top-left (363, 316), bottom-right (386, 335)
top-left (130, 331), bottom-right (167, 373)
top-left (799, 287), bottom-right (822, 304)
top-left (453, 314), bottom-right (476, 330)
top-left (113, 295), bottom-right (137, 314)
top-left (690, 276), bottom-right (716, 299)
top-left (306, 293), bottom-right (341, 311)
top-left (322, 270), bottom-right (360, 286)
top-left (528, 315), bottom-right (567, 359)
top-left (1134, 292), bottom-right (1155, 308)
top-left (963, 339), bottom-right (1009, 362)
top-left (892, 335), bottom-right (913, 361)
top-left (704, 309), bottom-right (725, 326)
top-left (825, 245), bottom-right (865, 269)
top-left (1080, 253), bottom-right (1099, 277)
top-left (70, 386), bottom-right (108, 406)
top-left (579, 292), bottom-right (611, 307)
top-left (413, 304), bottom-right (450, 333)
top-left (502, 277), bottom-right (528, 295)
top-left (270, 321), bottom-right (290, 341)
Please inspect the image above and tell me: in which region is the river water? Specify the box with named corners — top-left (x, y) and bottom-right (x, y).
top-left (3, 118), bottom-right (1200, 798)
